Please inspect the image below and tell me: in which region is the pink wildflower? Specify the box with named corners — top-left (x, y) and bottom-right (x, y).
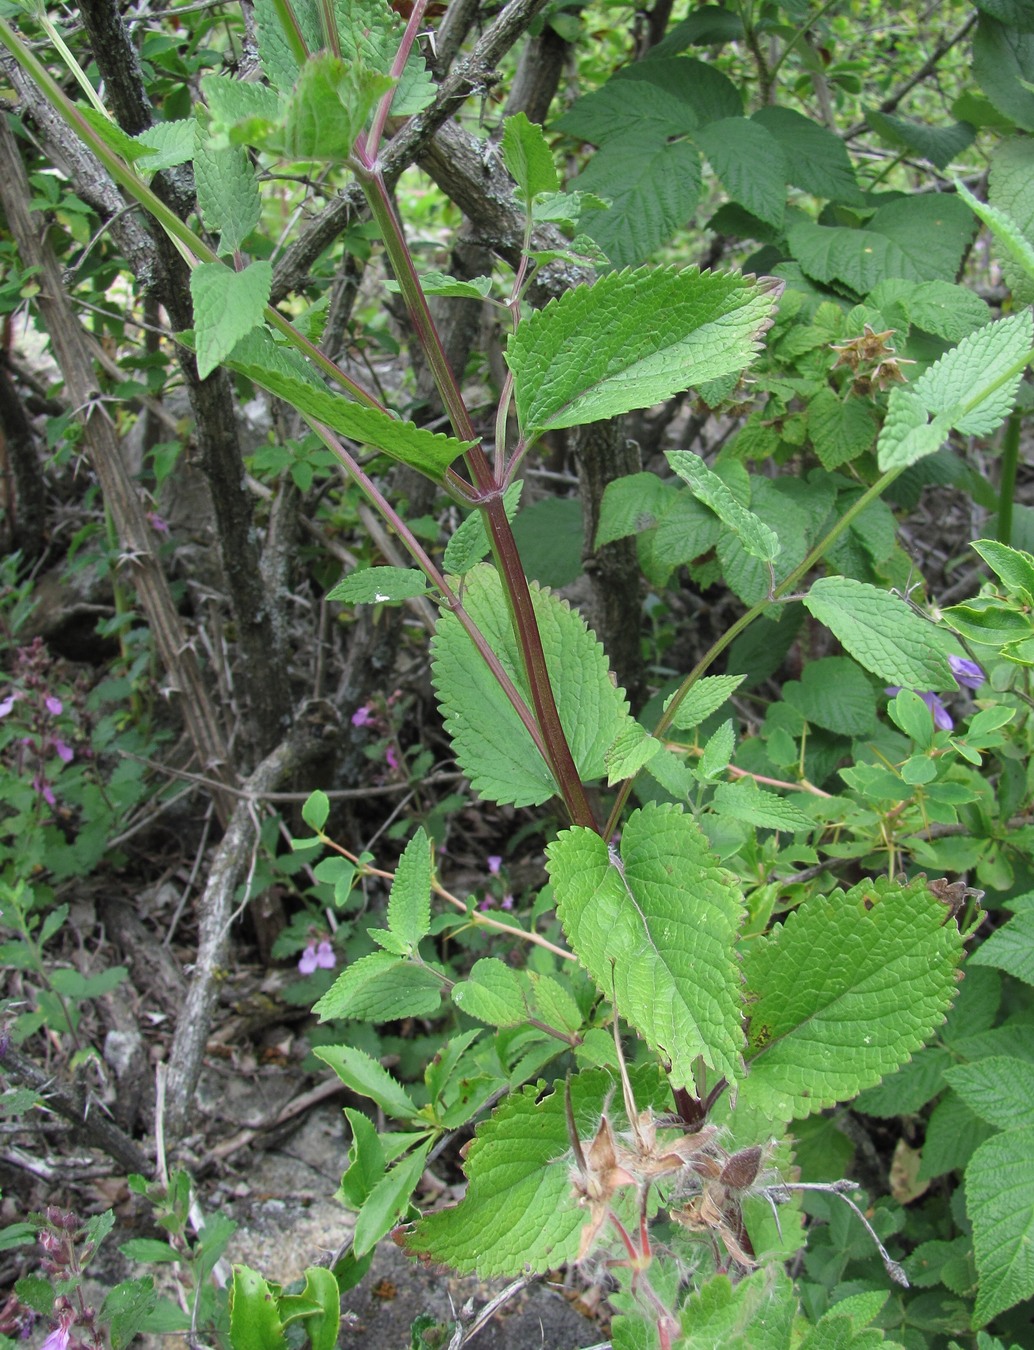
top-left (385, 745), bottom-right (399, 771)
top-left (351, 704), bottom-right (373, 728)
top-left (41, 1321), bottom-right (71, 1350)
top-left (501, 893), bottom-right (515, 910)
top-left (45, 695), bottom-right (63, 716)
top-left (315, 940), bottom-right (336, 969)
top-left (0, 693), bottom-right (17, 717)
top-left (52, 739), bottom-right (74, 764)
top-left (298, 944), bottom-right (318, 975)
top-left (146, 511), bottom-right (170, 534)
top-left (487, 855), bottom-right (502, 875)
top-left (948, 654), bottom-right (984, 690)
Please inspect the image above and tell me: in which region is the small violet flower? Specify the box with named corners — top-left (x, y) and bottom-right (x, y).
top-left (351, 703), bottom-right (373, 728)
top-left (0, 694), bottom-right (16, 717)
top-left (948, 654), bottom-right (985, 691)
top-left (52, 739), bottom-right (74, 764)
top-left (298, 944), bottom-right (318, 975)
top-left (40, 1322), bottom-right (71, 1350)
top-left (146, 511), bottom-right (170, 534)
top-left (501, 893), bottom-right (515, 911)
top-left (486, 855), bottom-right (502, 876)
top-left (315, 940), bottom-right (336, 969)
top-left (385, 745), bottom-right (399, 771)
top-left (44, 695), bottom-right (63, 716)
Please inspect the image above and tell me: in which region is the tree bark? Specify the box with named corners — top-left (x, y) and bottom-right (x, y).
top-left (0, 116), bottom-right (236, 824)
top-left (76, 0), bottom-right (291, 761)
top-left (0, 354), bottom-right (47, 558)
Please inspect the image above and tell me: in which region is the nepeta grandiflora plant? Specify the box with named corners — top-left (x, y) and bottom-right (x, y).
top-left (5, 0), bottom-right (1034, 1341)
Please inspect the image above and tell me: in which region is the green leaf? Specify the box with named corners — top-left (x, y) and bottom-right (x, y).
top-left (528, 973), bottom-right (583, 1035)
top-left (548, 802), bottom-right (745, 1084)
top-left (897, 279), bottom-right (992, 342)
top-left (803, 577), bottom-right (956, 689)
top-left (353, 1140), bottom-right (432, 1257)
top-left (278, 53), bottom-right (393, 162)
top-left (789, 195), bottom-right (975, 295)
top-left (675, 1266), bottom-right (797, 1350)
top-left (604, 720), bottom-right (662, 784)
top-left (102, 1277), bottom-right (159, 1350)
top-left (711, 780), bottom-right (814, 833)
top-left (313, 952), bottom-right (442, 1020)
top-left (973, 538), bottom-right (1034, 599)
top-left (387, 270), bottom-right (493, 300)
top-left (699, 718), bottom-right (735, 779)
top-left (572, 131), bottom-right (703, 266)
top-left (387, 828), bottom-right (432, 950)
top-left (277, 1267), bottom-right (340, 1350)
top-left (194, 130), bottom-right (259, 254)
top-left (596, 473), bottom-right (677, 545)
top-left (403, 1067), bottom-right (670, 1275)
top-left (618, 57), bottom-right (742, 124)
top-left (876, 386), bottom-right (954, 471)
top-left (752, 105), bottom-right (865, 205)
top-left (957, 176), bottom-right (1034, 304)
top-left (783, 657), bottom-right (877, 736)
top-left (665, 674), bottom-right (746, 730)
top-left (989, 136), bottom-right (1034, 301)
top-left (969, 908), bottom-right (1034, 985)
top-left (452, 958), bottom-right (529, 1026)
top-left (945, 1056), bottom-right (1034, 1129)
top-left (807, 388), bottom-right (877, 470)
top-left (509, 267), bottom-right (780, 439)
top-left (976, 0), bottom-right (1034, 27)
top-left (913, 310), bottom-right (1033, 435)
top-left (302, 789), bottom-right (328, 833)
top-left (443, 483), bottom-right (522, 575)
top-left (229, 1266), bottom-right (287, 1350)
top-left (227, 328), bottom-right (471, 480)
top-left (942, 598), bottom-right (1033, 647)
top-left (332, 0), bottom-right (434, 116)
top-left (694, 117), bottom-right (787, 227)
top-left (313, 1044), bottom-right (419, 1120)
top-left (502, 112), bottom-right (558, 202)
top-left (852, 1046), bottom-right (952, 1117)
top-left (327, 566), bottom-right (431, 604)
top-left (201, 73), bottom-right (283, 140)
top-left (866, 111), bottom-right (976, 169)
top-left (557, 78), bottom-right (697, 144)
top-left (190, 261), bottom-right (272, 380)
top-left (887, 688), bottom-right (935, 749)
top-left (339, 1108), bottom-right (385, 1208)
top-left (974, 14), bottom-right (1034, 131)
top-left (968, 1126), bottom-right (1034, 1324)
top-left (740, 875), bottom-right (963, 1120)
top-left (431, 564), bottom-right (632, 807)
top-left (254, 0), bottom-right (321, 90)
top-left (668, 451), bottom-right (780, 562)
top-left (134, 119), bottom-right (196, 171)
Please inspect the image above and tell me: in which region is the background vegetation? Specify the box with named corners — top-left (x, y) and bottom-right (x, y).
top-left (2, 0), bottom-right (1034, 1346)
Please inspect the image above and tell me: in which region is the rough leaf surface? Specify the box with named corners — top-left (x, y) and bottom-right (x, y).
top-left (403, 1068), bottom-right (670, 1275)
top-left (190, 261), bottom-right (271, 379)
top-left (968, 1126), bottom-right (1034, 1324)
top-left (509, 267), bottom-right (780, 438)
top-left (431, 564), bottom-right (632, 807)
top-left (548, 802), bottom-right (745, 1084)
top-left (739, 876), bottom-right (963, 1120)
top-left (803, 577), bottom-right (956, 689)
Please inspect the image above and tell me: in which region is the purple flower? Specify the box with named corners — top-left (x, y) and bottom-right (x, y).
top-left (146, 511), bottom-right (170, 534)
top-left (919, 690), bottom-right (953, 731)
top-left (52, 739), bottom-right (74, 764)
top-left (298, 944), bottom-right (318, 975)
top-left (40, 1324), bottom-right (70, 1350)
top-left (948, 654), bottom-right (984, 690)
top-left (385, 745), bottom-right (399, 771)
top-left (44, 695), bottom-right (62, 716)
top-left (0, 693), bottom-right (17, 717)
top-left (886, 687), bottom-right (954, 731)
top-left (486, 855), bottom-right (502, 876)
top-left (33, 775), bottom-right (56, 807)
top-left (351, 704), bottom-right (373, 728)
top-left (501, 893), bottom-right (514, 911)
top-left (315, 940), bottom-right (336, 969)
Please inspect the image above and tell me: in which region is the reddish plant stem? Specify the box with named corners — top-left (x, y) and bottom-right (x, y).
top-left (355, 159), bottom-right (598, 830)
